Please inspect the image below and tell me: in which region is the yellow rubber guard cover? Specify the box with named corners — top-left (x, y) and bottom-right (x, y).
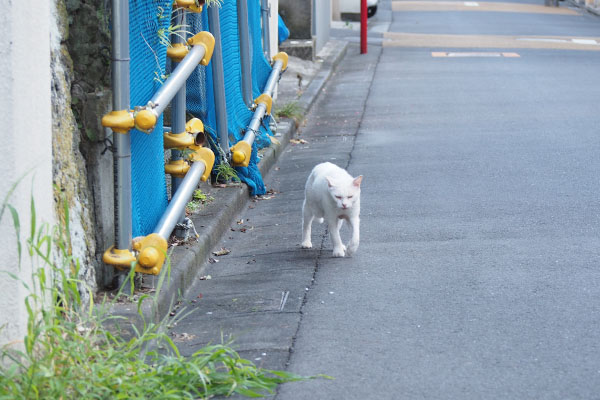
top-left (132, 233), bottom-right (168, 275)
top-left (273, 52), bottom-right (289, 71)
top-left (164, 131), bottom-right (195, 149)
top-left (231, 140), bottom-right (252, 167)
top-left (102, 246), bottom-right (136, 269)
top-left (174, 0), bottom-right (203, 12)
top-left (185, 117), bottom-right (205, 134)
top-left (134, 109), bottom-right (158, 133)
top-left (167, 43), bottom-right (189, 63)
top-left (255, 93), bottom-right (273, 115)
top-left (101, 110), bottom-right (135, 134)
top-left (189, 147), bottom-right (215, 181)
top-left (188, 31), bottom-right (215, 66)
top-left (175, 0), bottom-right (195, 7)
top-left (165, 159), bottom-right (191, 178)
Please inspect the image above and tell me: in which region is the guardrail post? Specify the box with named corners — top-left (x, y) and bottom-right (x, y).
top-left (238, 0), bottom-right (253, 108)
top-left (260, 0), bottom-right (272, 59)
top-left (208, 5), bottom-right (230, 158)
top-left (105, 0), bottom-right (136, 288)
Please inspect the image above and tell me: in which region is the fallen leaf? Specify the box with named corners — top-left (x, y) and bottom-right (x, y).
top-left (290, 138), bottom-right (308, 144)
top-left (199, 275), bottom-right (212, 280)
top-left (213, 248), bottom-right (231, 256)
top-left (208, 257), bottom-right (218, 264)
top-left (172, 332), bottom-right (196, 342)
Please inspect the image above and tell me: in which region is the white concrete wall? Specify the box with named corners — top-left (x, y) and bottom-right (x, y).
top-left (0, 1), bottom-right (53, 346)
top-left (313, 0), bottom-right (331, 54)
top-left (270, 0), bottom-right (279, 57)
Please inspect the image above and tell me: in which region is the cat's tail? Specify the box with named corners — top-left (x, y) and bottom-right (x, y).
top-left (317, 217), bottom-right (324, 224)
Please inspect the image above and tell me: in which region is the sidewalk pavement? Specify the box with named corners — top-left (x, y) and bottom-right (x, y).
top-left (109, 39), bottom-right (349, 330)
top-left (165, 39), bottom-right (379, 374)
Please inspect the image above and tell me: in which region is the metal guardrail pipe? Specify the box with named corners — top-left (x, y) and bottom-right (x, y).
top-left (238, 56), bottom-right (282, 146)
top-left (153, 159), bottom-right (205, 239)
top-left (241, 57), bottom-right (286, 147)
top-left (263, 59), bottom-right (284, 97)
top-left (169, 8), bottom-right (187, 237)
top-left (134, 145), bottom-right (214, 276)
top-left (138, 43), bottom-right (208, 125)
top-left (208, 5), bottom-right (230, 157)
top-left (238, 0), bottom-right (253, 108)
top-left (260, 0), bottom-right (272, 59)
top-left (102, 6), bottom-right (216, 275)
top-left (231, 54), bottom-right (287, 167)
top-left (112, 0), bottom-right (133, 252)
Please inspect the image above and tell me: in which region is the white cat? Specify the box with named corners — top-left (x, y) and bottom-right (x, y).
top-left (301, 162), bottom-right (363, 257)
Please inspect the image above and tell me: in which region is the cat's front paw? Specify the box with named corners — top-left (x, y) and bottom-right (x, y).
top-left (346, 241), bottom-right (359, 257)
top-left (332, 245), bottom-right (346, 258)
top-left (301, 241), bottom-right (313, 249)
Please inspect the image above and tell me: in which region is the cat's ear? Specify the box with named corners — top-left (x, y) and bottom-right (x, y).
top-left (353, 175), bottom-right (363, 187)
top-left (326, 177), bottom-right (335, 188)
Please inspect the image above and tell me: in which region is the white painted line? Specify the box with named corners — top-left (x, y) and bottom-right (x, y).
top-left (517, 38), bottom-right (567, 43)
top-left (447, 52), bottom-right (502, 57)
top-left (464, 1), bottom-right (480, 5)
top-left (572, 39), bottom-right (598, 45)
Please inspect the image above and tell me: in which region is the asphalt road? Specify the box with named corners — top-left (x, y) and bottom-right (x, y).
top-left (276, 1), bottom-right (600, 399)
top-left (171, 1), bottom-right (600, 398)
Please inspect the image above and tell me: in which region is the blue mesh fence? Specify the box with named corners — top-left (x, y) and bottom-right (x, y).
top-left (187, 1), bottom-right (273, 196)
top-left (127, 1), bottom-right (274, 237)
top-left (129, 0), bottom-right (172, 238)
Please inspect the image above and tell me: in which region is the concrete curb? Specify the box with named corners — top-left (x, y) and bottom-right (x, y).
top-left (568, 0), bottom-right (600, 16)
top-left (125, 39), bottom-right (350, 321)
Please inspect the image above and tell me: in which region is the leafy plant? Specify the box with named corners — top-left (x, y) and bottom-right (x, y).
top-left (275, 102), bottom-right (305, 126)
top-left (214, 163), bottom-right (241, 184)
top-left (0, 188), bottom-right (326, 398)
top-left (186, 189), bottom-right (214, 213)
top-left (157, 24), bottom-right (194, 48)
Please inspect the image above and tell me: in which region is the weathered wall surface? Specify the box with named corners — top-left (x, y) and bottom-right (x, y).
top-left (279, 0), bottom-right (313, 39)
top-left (51, 0), bottom-right (97, 300)
top-left (0, 1), bottom-right (53, 346)
top-left (53, 0), bottom-right (116, 292)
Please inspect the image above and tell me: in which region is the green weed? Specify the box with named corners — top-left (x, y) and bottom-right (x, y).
top-left (275, 102), bottom-right (305, 126)
top-left (0, 188), bottom-right (326, 399)
top-left (186, 189), bottom-right (214, 213)
top-left (157, 24), bottom-right (194, 48)
top-left (214, 163), bottom-right (241, 184)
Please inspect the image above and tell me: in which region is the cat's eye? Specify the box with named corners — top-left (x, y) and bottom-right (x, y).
top-left (335, 196), bottom-right (342, 199)
top-left (348, 196), bottom-right (353, 199)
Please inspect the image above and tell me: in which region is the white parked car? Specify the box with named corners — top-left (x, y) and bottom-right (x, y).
top-left (338, 0), bottom-right (379, 18)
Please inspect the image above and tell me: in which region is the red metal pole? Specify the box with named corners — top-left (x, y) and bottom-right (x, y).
top-left (360, 0), bottom-right (367, 54)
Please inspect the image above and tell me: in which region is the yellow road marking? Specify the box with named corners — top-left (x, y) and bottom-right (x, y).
top-left (392, 1), bottom-right (578, 15)
top-left (383, 32), bottom-right (600, 50)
